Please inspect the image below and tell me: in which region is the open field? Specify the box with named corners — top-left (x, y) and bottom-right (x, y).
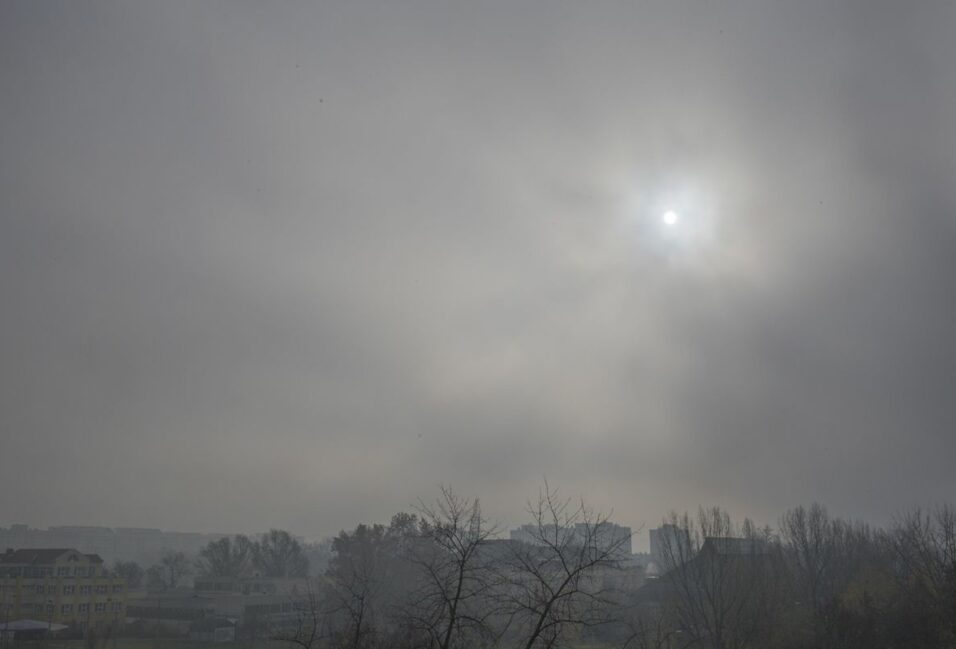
top-left (8, 640), bottom-right (288, 649)
top-left (11, 644), bottom-right (615, 649)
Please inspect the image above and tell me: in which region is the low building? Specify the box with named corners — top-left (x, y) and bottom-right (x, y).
top-left (192, 576), bottom-right (307, 597)
top-left (0, 619), bottom-right (69, 642)
top-left (188, 616), bottom-right (236, 643)
top-left (633, 535), bottom-right (773, 607)
top-left (128, 590), bottom-right (295, 638)
top-left (509, 522), bottom-right (633, 557)
top-left (0, 548), bottom-right (127, 629)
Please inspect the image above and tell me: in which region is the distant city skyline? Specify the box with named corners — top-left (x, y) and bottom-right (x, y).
top-left (0, 517), bottom-right (659, 553)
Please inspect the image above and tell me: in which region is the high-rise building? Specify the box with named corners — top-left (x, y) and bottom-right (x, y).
top-left (649, 524), bottom-right (690, 565)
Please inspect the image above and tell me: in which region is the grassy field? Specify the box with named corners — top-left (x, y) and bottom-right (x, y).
top-left (4, 641), bottom-right (616, 649)
top-left (18, 638), bottom-right (616, 649)
top-left (14, 639), bottom-right (288, 649)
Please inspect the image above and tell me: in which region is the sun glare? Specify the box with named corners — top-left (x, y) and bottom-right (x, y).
top-left (662, 210), bottom-right (679, 226)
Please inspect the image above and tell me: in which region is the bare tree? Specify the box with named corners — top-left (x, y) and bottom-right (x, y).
top-left (889, 505), bottom-right (956, 643)
top-left (325, 517), bottom-right (419, 649)
top-left (111, 561), bottom-right (144, 589)
top-left (254, 529), bottom-right (310, 578)
top-left (779, 503), bottom-right (873, 644)
top-left (781, 504), bottom-right (838, 614)
top-left (497, 482), bottom-right (631, 649)
top-left (272, 578), bottom-right (329, 649)
top-left (621, 606), bottom-right (686, 649)
top-left (656, 508), bottom-right (780, 649)
top-left (147, 550), bottom-right (193, 591)
top-left (891, 505), bottom-right (956, 599)
top-left (196, 535), bottom-right (254, 578)
top-left (404, 486), bottom-right (499, 649)
top-left (329, 540), bottom-right (378, 649)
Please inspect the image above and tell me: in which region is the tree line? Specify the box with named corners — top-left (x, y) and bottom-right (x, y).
top-left (108, 488), bottom-right (956, 649)
top-left (272, 488), bottom-right (955, 649)
top-left (630, 503), bottom-right (956, 649)
top-left (110, 528), bottom-right (313, 591)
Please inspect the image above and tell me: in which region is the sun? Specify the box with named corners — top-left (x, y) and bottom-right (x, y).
top-left (662, 210), bottom-right (679, 226)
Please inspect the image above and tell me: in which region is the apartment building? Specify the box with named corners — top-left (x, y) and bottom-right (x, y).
top-left (0, 549), bottom-right (127, 628)
top-left (510, 521), bottom-right (633, 557)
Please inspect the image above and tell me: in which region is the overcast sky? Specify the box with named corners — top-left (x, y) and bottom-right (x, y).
top-left (2, 1), bottom-right (955, 545)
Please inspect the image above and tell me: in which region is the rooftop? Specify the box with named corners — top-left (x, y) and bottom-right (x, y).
top-left (1, 548), bottom-right (104, 565)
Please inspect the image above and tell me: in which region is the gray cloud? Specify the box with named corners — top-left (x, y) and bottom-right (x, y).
top-left (2, 1), bottom-right (955, 540)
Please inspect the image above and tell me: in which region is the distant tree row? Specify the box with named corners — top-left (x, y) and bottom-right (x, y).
top-left (108, 491), bottom-right (956, 649)
top-left (615, 502), bottom-right (956, 649)
top-left (267, 487), bottom-right (956, 649)
top-left (196, 528), bottom-right (310, 579)
top-left (110, 528), bottom-right (311, 591)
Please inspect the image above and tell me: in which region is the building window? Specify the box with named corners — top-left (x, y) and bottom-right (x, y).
top-left (48, 585), bottom-right (56, 594)
top-left (95, 603), bottom-right (106, 613)
top-left (61, 604), bottom-right (73, 614)
top-left (80, 585), bottom-right (92, 595)
top-left (57, 567), bottom-right (70, 576)
top-left (35, 584), bottom-right (45, 594)
top-left (112, 585), bottom-right (123, 593)
top-left (95, 585), bottom-right (108, 594)
top-left (75, 568), bottom-right (87, 577)
top-left (63, 585), bottom-right (75, 595)
top-left (111, 603), bottom-right (121, 612)
top-left (46, 604), bottom-right (54, 613)
top-left (78, 603), bottom-right (89, 613)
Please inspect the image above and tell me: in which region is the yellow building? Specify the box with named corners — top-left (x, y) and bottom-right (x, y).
top-left (0, 548), bottom-right (127, 629)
